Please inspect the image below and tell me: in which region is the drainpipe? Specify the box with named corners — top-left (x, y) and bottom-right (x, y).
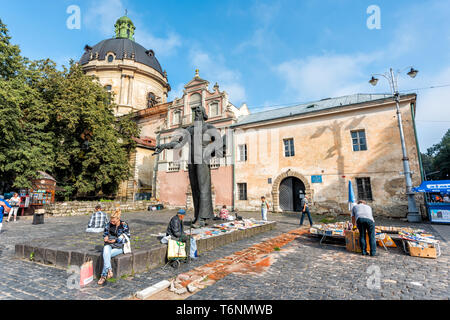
top-left (410, 102), bottom-right (424, 182)
top-left (411, 101), bottom-right (427, 219)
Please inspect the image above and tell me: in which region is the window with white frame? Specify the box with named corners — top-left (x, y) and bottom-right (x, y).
top-left (190, 93), bottom-right (202, 107)
top-left (172, 110), bottom-right (181, 125)
top-left (160, 139), bottom-right (166, 160)
top-left (283, 138), bottom-right (295, 157)
top-left (351, 130), bottom-right (368, 151)
top-left (238, 144), bottom-right (247, 162)
top-left (209, 103), bottom-right (219, 117)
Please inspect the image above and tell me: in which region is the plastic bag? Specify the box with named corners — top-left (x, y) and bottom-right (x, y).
top-left (161, 235), bottom-right (171, 244)
top-left (190, 237), bottom-right (198, 259)
top-left (80, 260), bottom-right (93, 287)
top-left (167, 239), bottom-right (186, 259)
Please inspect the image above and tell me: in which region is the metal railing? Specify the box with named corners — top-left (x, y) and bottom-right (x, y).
top-left (210, 158), bottom-right (221, 169)
top-left (168, 162), bottom-right (181, 172)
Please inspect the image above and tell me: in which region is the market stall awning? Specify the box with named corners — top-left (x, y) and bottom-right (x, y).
top-left (412, 180), bottom-right (450, 193)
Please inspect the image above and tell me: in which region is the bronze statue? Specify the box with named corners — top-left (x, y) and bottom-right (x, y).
top-left (153, 106), bottom-right (224, 227)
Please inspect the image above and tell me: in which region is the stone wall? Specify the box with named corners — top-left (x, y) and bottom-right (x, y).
top-left (44, 201), bottom-right (155, 217)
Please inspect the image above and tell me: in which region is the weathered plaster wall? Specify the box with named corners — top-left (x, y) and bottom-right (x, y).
top-left (156, 165), bottom-right (233, 209)
top-left (234, 100), bottom-right (423, 218)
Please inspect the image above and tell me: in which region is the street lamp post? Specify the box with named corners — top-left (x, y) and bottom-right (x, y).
top-left (369, 67), bottom-right (422, 222)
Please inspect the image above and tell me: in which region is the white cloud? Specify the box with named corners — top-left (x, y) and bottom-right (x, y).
top-left (275, 53), bottom-right (381, 101)
top-left (135, 31), bottom-right (181, 58)
top-left (189, 49), bottom-right (247, 105)
top-left (84, 0), bottom-right (125, 37)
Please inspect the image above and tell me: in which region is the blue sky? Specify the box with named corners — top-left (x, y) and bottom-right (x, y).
top-left (1, 0), bottom-right (449, 150)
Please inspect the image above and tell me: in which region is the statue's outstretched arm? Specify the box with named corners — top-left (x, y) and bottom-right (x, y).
top-left (153, 135), bottom-right (184, 156)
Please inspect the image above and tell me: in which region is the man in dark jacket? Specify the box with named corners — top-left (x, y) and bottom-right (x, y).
top-left (167, 209), bottom-right (187, 241)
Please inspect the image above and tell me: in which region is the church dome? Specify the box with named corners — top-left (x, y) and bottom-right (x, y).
top-left (79, 15), bottom-right (164, 76)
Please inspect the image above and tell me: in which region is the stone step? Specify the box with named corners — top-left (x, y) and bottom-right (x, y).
top-left (15, 222), bottom-right (277, 279)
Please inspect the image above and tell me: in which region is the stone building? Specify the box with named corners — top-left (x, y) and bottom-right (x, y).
top-left (231, 93), bottom-right (423, 217)
top-left (79, 15), bottom-right (171, 200)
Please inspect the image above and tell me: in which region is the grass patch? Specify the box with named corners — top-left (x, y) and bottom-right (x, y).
top-left (107, 278), bottom-right (117, 283)
top-left (120, 274), bottom-right (129, 280)
top-left (273, 247), bottom-right (281, 251)
top-left (320, 217), bottom-right (337, 224)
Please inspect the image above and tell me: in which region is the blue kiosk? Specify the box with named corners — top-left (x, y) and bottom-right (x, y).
top-left (412, 180), bottom-right (450, 224)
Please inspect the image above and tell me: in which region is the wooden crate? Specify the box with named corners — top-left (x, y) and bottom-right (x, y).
top-left (345, 230), bottom-right (371, 253)
top-left (407, 241), bottom-right (437, 259)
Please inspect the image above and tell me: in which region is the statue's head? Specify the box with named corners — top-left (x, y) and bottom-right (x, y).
top-left (193, 106), bottom-right (208, 121)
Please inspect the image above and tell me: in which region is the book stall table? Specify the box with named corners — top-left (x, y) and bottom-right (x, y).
top-left (309, 223), bottom-right (437, 256)
top-left (309, 222), bottom-right (348, 245)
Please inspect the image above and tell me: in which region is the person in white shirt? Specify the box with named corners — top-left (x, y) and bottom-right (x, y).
top-left (7, 193), bottom-right (21, 223)
top-left (352, 200), bottom-right (376, 257)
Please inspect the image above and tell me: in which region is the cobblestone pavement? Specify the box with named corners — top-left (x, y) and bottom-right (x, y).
top-left (0, 210), bottom-right (448, 300)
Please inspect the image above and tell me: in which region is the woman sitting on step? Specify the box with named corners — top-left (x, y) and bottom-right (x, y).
top-left (98, 209), bottom-right (131, 285)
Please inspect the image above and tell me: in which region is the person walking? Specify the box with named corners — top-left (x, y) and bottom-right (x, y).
top-left (261, 196), bottom-right (269, 221)
top-left (98, 209), bottom-right (131, 285)
top-left (1, 197), bottom-right (12, 233)
top-left (299, 195), bottom-right (313, 226)
top-left (351, 200), bottom-right (376, 257)
top-left (7, 193), bottom-right (21, 222)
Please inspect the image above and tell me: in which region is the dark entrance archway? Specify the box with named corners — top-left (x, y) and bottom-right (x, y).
top-left (279, 177), bottom-right (305, 212)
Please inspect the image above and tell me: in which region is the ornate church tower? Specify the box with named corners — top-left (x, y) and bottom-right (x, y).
top-left (114, 15), bottom-right (136, 41)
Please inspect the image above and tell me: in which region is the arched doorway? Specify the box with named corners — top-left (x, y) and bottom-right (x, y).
top-left (279, 177), bottom-right (305, 212)
top-left (271, 170), bottom-right (312, 212)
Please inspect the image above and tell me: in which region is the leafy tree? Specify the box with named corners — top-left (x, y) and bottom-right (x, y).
top-left (0, 19), bottom-right (53, 190)
top-left (0, 20), bottom-right (140, 198)
top-left (421, 129), bottom-right (450, 180)
top-left (0, 19), bottom-right (22, 79)
top-left (430, 129), bottom-right (450, 180)
top-left (43, 62), bottom-right (139, 199)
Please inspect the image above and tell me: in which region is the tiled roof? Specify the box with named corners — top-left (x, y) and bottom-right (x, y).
top-left (37, 171), bottom-right (56, 181)
top-left (232, 93), bottom-right (413, 127)
top-left (80, 38), bottom-right (164, 75)
top-left (133, 136), bottom-right (156, 148)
